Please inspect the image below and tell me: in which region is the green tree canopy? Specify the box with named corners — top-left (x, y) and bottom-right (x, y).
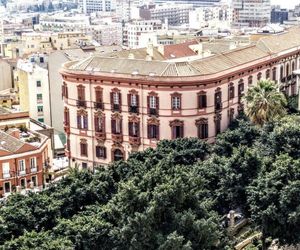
top-left (243, 80), bottom-right (287, 126)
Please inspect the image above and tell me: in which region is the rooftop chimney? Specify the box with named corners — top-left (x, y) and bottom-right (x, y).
top-left (146, 42), bottom-right (154, 59)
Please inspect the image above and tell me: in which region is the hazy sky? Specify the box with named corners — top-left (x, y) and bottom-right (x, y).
top-left (271, 0), bottom-right (299, 9)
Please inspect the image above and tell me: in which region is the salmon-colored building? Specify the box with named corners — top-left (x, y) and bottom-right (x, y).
top-left (0, 128), bottom-right (50, 197)
top-left (60, 28), bottom-right (300, 169)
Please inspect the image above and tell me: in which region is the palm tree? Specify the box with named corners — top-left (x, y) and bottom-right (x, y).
top-left (243, 80), bottom-right (287, 126)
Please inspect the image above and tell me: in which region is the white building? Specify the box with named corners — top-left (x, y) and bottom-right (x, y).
top-left (232, 0), bottom-right (271, 28)
top-left (79, 0), bottom-right (115, 14)
top-left (17, 55), bottom-right (51, 126)
top-left (125, 19), bottom-right (167, 48)
top-left (189, 5), bottom-right (233, 29)
top-left (140, 3), bottom-right (194, 26)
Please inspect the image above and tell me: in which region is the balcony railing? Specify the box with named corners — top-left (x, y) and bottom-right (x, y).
top-left (94, 102), bottom-right (104, 110)
top-left (77, 100), bottom-right (86, 108)
top-left (112, 104), bottom-right (120, 112)
top-left (215, 102), bottom-right (222, 112)
top-left (129, 105), bottom-right (139, 114)
top-left (19, 170), bottom-right (26, 176)
top-left (3, 173), bottom-right (10, 179)
top-left (31, 167), bottom-right (37, 173)
top-left (149, 108), bottom-right (158, 116)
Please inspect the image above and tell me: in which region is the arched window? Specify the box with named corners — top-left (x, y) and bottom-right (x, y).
top-left (248, 76), bottom-right (253, 85)
top-left (113, 149), bottom-right (124, 161)
top-left (257, 72), bottom-right (262, 81)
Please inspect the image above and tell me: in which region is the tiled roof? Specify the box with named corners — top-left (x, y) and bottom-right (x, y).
top-left (162, 40), bottom-right (198, 59)
top-left (66, 27), bottom-right (300, 77)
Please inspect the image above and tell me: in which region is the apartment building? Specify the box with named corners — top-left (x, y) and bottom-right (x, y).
top-left (189, 5), bottom-right (233, 29)
top-left (232, 0), bottom-right (271, 28)
top-left (60, 28), bottom-right (300, 169)
top-left (79, 0), bottom-right (115, 14)
top-left (0, 128), bottom-right (50, 198)
top-left (140, 4), bottom-right (194, 25)
top-left (21, 31), bottom-right (92, 54)
top-left (17, 55), bottom-right (51, 126)
top-left (124, 19), bottom-right (166, 48)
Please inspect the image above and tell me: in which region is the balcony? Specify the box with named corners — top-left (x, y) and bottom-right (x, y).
top-left (129, 136), bottom-right (141, 146)
top-left (94, 102), bottom-right (104, 110)
top-left (112, 104), bottom-right (121, 112)
top-left (77, 100), bottom-right (86, 108)
top-left (129, 105), bottom-right (139, 114)
top-left (149, 108), bottom-right (158, 116)
top-left (31, 167), bottom-right (37, 173)
top-left (215, 102), bottom-right (222, 112)
top-left (3, 173), bottom-right (10, 179)
top-left (112, 133), bottom-right (123, 143)
top-left (19, 170), bottom-right (26, 176)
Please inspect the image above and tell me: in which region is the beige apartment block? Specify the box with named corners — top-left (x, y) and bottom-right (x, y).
top-left (17, 58), bottom-right (51, 126)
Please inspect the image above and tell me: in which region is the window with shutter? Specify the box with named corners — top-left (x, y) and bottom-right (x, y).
top-left (111, 89), bottom-right (121, 112)
top-left (128, 91), bottom-right (139, 113)
top-left (196, 118), bottom-right (208, 139)
top-left (169, 120), bottom-right (184, 139)
top-left (215, 89), bottom-right (222, 111)
top-left (148, 92), bottom-right (159, 116)
top-left (80, 140), bottom-right (88, 156)
top-left (214, 113), bottom-right (222, 135)
top-left (77, 110), bottom-right (88, 130)
top-left (198, 92), bottom-right (207, 109)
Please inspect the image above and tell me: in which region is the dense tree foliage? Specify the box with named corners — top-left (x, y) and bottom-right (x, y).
top-left (1, 116), bottom-right (300, 249)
